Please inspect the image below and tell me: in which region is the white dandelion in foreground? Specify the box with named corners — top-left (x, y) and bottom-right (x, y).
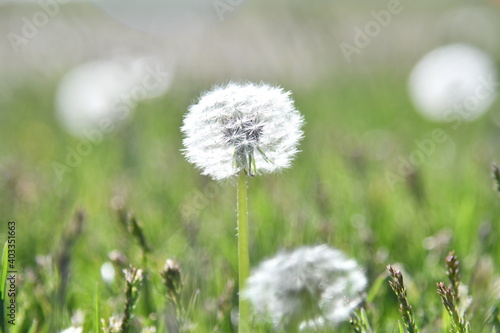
top-left (243, 245), bottom-right (367, 330)
top-left (56, 57), bottom-right (172, 137)
top-left (408, 43), bottom-right (497, 122)
top-left (181, 82), bottom-right (304, 180)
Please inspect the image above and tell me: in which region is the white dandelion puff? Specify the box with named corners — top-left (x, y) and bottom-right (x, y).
top-left (408, 43), bottom-right (498, 122)
top-left (181, 82), bottom-right (304, 180)
top-left (242, 245), bottom-right (367, 329)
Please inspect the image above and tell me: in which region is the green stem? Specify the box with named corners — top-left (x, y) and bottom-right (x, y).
top-left (237, 174), bottom-right (250, 332)
top-left (141, 267), bottom-right (155, 316)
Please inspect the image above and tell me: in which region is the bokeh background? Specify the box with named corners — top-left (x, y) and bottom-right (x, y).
top-left (1, 0), bottom-right (500, 331)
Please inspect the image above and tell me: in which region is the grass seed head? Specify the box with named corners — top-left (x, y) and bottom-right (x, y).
top-left (387, 265), bottom-right (419, 333)
top-left (161, 259), bottom-right (182, 303)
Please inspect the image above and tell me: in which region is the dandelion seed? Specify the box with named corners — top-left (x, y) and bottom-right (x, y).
top-left (408, 43), bottom-right (497, 122)
top-left (181, 82), bottom-right (304, 180)
top-left (242, 245), bottom-right (367, 329)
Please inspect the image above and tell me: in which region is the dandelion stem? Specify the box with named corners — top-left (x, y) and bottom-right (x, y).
top-left (237, 173), bottom-right (250, 332)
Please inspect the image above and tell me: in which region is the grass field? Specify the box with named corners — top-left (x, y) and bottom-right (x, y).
top-left (2, 71), bottom-right (500, 332)
top-left (1, 2), bottom-right (500, 332)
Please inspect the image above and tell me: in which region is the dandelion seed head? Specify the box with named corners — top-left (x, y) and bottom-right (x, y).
top-left (181, 82), bottom-right (304, 180)
top-left (242, 245), bottom-right (367, 328)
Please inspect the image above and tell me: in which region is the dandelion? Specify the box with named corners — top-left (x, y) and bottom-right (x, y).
top-left (243, 245), bottom-right (367, 331)
top-left (181, 82), bottom-right (304, 180)
top-left (408, 43), bottom-right (497, 122)
top-left (181, 82), bottom-right (304, 332)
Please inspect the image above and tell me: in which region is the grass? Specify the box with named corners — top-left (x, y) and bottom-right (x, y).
top-left (1, 71), bottom-right (500, 332)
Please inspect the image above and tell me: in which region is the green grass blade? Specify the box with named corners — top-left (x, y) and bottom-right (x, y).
top-left (0, 241), bottom-right (8, 333)
top-left (27, 320), bottom-right (38, 333)
top-left (93, 283), bottom-right (99, 333)
top-left (360, 308), bottom-right (373, 333)
top-left (0, 241), bottom-right (8, 301)
top-left (398, 321), bottom-right (405, 333)
top-left (366, 272), bottom-right (387, 304)
top-left (441, 307), bottom-right (450, 333)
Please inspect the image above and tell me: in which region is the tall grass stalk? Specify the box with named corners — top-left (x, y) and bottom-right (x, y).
top-left (93, 283), bottom-right (100, 333)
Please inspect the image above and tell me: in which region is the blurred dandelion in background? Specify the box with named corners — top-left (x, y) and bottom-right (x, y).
top-left (408, 43), bottom-right (498, 122)
top-left (243, 245), bottom-right (367, 330)
top-left (100, 261), bottom-right (116, 284)
top-left (55, 56), bottom-right (172, 137)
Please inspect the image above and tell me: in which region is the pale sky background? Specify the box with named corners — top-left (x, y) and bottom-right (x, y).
top-left (1, 1), bottom-right (499, 91)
